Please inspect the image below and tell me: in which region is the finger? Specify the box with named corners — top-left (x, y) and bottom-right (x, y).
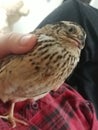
top-left (0, 33), bottom-right (37, 58)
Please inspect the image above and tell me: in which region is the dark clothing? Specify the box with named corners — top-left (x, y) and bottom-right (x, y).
top-left (37, 0), bottom-right (98, 118)
top-left (0, 83), bottom-right (97, 130)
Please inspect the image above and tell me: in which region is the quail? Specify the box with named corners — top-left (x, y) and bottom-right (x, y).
top-left (0, 21), bottom-right (86, 127)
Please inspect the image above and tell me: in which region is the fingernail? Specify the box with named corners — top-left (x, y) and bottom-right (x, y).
top-left (20, 34), bottom-right (34, 45)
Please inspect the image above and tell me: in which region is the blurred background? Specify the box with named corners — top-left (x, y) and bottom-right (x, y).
top-left (13, 0), bottom-right (63, 33)
top-left (0, 0), bottom-right (97, 33)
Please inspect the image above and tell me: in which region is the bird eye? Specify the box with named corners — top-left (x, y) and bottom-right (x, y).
top-left (67, 26), bottom-right (76, 34)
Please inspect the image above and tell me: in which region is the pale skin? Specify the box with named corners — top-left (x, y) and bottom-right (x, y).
top-left (0, 33), bottom-right (37, 58)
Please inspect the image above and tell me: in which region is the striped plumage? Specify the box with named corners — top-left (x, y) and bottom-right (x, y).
top-left (0, 21), bottom-right (86, 127)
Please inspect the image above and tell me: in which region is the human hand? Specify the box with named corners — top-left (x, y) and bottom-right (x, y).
top-left (0, 33), bottom-right (37, 58)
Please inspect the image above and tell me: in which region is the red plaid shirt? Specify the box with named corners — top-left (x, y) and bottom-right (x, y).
top-left (0, 83), bottom-right (98, 130)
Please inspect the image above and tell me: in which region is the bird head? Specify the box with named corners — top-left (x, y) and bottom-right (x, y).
top-left (51, 21), bottom-right (86, 57)
top-left (62, 21), bottom-right (86, 48)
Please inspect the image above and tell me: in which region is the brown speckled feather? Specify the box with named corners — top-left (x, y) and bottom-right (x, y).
top-left (0, 21), bottom-right (86, 102)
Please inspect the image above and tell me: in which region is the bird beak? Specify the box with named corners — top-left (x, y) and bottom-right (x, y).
top-left (71, 35), bottom-right (86, 49)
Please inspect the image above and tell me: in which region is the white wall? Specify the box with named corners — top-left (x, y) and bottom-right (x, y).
top-left (13, 0), bottom-right (63, 33)
top-left (90, 0), bottom-right (98, 9)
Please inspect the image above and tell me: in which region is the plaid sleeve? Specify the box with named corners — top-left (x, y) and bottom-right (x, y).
top-left (0, 83), bottom-right (97, 130)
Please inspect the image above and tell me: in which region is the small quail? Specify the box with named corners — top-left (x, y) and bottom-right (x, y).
top-left (0, 21), bottom-right (86, 127)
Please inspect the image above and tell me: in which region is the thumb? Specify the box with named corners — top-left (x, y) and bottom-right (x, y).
top-left (0, 33), bottom-right (37, 58)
